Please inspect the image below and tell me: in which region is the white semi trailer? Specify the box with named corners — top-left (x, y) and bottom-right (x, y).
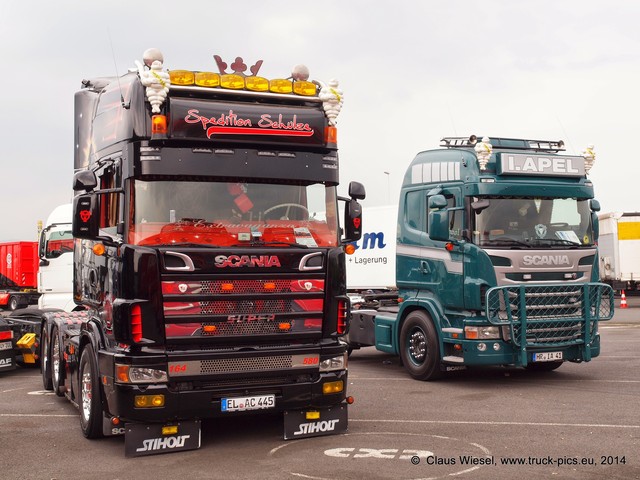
top-left (598, 212), bottom-right (640, 292)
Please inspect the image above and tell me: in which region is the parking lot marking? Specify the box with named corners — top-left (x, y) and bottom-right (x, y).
top-left (350, 419), bottom-right (640, 429)
top-left (0, 413), bottom-right (76, 418)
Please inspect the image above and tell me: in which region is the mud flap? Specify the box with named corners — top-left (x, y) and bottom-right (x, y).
top-left (125, 420), bottom-right (201, 457)
top-left (284, 404), bottom-right (348, 440)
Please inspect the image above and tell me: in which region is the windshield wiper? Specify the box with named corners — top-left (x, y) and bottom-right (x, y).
top-left (483, 238), bottom-right (532, 248)
top-left (156, 242), bottom-right (221, 248)
top-left (530, 238), bottom-right (581, 247)
top-left (231, 241), bottom-right (309, 248)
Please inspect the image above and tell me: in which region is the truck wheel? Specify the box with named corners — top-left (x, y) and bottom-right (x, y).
top-left (79, 344), bottom-right (103, 439)
top-left (9, 296), bottom-right (19, 311)
top-left (51, 326), bottom-right (65, 397)
top-left (40, 327), bottom-right (53, 391)
top-left (526, 361), bottom-right (563, 372)
top-left (399, 310), bottom-right (443, 381)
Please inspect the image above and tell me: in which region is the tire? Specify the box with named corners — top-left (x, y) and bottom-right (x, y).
top-left (79, 344), bottom-right (103, 439)
top-left (41, 326), bottom-right (53, 391)
top-left (51, 326), bottom-right (65, 397)
top-left (399, 310), bottom-right (443, 381)
top-left (526, 361), bottom-right (563, 372)
top-left (9, 296), bottom-right (19, 311)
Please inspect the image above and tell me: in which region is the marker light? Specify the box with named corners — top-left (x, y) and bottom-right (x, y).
top-left (270, 79), bottom-right (293, 94)
top-left (337, 301), bottom-right (348, 335)
top-left (263, 282), bottom-right (276, 291)
top-left (306, 411), bottom-right (320, 420)
top-left (220, 74), bottom-right (245, 89)
top-left (152, 115), bottom-right (168, 136)
top-left (131, 305), bottom-right (143, 343)
top-left (325, 126), bottom-right (338, 145)
top-left (221, 283), bottom-right (234, 292)
top-left (245, 76), bottom-right (269, 92)
top-left (344, 243), bottom-right (356, 255)
top-left (195, 72), bottom-right (220, 87)
top-left (0, 331), bottom-right (12, 341)
top-left (169, 70), bottom-right (195, 85)
top-left (202, 324), bottom-right (217, 334)
top-left (92, 243), bottom-right (105, 256)
top-left (162, 425), bottom-right (179, 435)
top-left (293, 81), bottom-right (317, 96)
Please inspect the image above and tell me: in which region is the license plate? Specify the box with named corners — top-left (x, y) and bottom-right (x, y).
top-left (532, 351), bottom-right (563, 362)
top-left (0, 342), bottom-right (11, 351)
top-left (221, 394), bottom-right (275, 412)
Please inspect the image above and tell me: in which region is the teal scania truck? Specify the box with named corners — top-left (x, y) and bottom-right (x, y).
top-left (348, 136), bottom-right (614, 380)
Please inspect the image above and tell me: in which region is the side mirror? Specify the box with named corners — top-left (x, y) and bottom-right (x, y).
top-left (348, 181), bottom-right (366, 201)
top-left (73, 170), bottom-right (97, 192)
top-left (428, 194), bottom-right (450, 242)
top-left (73, 194), bottom-right (99, 239)
top-left (38, 230), bottom-right (46, 259)
top-left (590, 199), bottom-right (601, 212)
top-left (343, 199), bottom-right (363, 242)
top-left (591, 213), bottom-right (599, 241)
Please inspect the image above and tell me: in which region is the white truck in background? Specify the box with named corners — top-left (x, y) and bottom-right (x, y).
top-left (37, 204), bottom-right (74, 311)
top-left (598, 212), bottom-right (640, 293)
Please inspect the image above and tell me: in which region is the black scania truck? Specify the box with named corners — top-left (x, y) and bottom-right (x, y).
top-left (40, 48), bottom-right (364, 456)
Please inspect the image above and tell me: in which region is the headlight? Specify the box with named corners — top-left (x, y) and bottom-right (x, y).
top-left (465, 326), bottom-right (501, 340)
top-left (115, 364), bottom-right (168, 384)
top-left (319, 353), bottom-right (347, 372)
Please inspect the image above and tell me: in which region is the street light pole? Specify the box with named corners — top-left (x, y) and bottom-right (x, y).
top-left (384, 171), bottom-right (390, 204)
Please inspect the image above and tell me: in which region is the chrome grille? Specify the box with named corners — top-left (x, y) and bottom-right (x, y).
top-left (200, 299), bottom-right (292, 315)
top-left (200, 279), bottom-right (295, 294)
top-left (200, 356), bottom-right (292, 374)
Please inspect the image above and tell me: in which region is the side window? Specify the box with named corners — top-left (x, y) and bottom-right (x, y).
top-left (98, 167), bottom-right (120, 235)
top-left (405, 190), bottom-right (424, 232)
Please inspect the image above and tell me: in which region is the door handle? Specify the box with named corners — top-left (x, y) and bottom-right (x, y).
top-left (420, 260), bottom-right (431, 274)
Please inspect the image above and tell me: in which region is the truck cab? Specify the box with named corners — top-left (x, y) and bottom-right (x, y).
top-left (350, 136), bottom-right (614, 380)
top-left (39, 48), bottom-right (363, 455)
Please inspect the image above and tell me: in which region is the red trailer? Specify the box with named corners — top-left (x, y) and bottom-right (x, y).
top-left (0, 242), bottom-right (40, 310)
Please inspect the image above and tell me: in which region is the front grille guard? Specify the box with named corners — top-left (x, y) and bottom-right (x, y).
top-left (485, 283), bottom-right (614, 364)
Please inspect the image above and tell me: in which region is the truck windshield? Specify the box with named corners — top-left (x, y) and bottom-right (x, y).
top-left (129, 180), bottom-right (339, 247)
top-left (473, 197), bottom-right (594, 248)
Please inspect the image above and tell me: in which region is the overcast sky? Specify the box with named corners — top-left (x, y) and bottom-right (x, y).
top-left (1, 1), bottom-right (638, 242)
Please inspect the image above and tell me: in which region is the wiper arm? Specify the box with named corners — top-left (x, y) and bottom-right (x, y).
top-left (531, 238), bottom-right (581, 247)
top-left (484, 238), bottom-right (532, 248)
top-left (231, 241), bottom-right (309, 249)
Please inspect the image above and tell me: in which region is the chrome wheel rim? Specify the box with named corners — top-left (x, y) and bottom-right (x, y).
top-left (408, 328), bottom-right (426, 363)
top-left (52, 335), bottom-right (60, 382)
top-left (81, 370), bottom-right (92, 421)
